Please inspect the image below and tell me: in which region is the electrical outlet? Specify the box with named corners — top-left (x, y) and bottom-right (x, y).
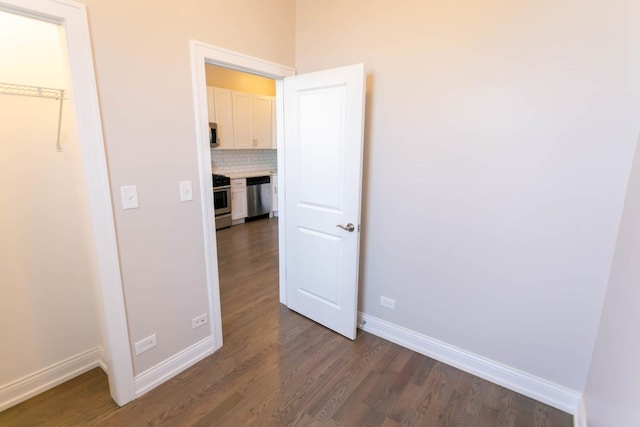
top-left (380, 296), bottom-right (396, 310)
top-left (192, 314), bottom-right (208, 329)
top-left (134, 334), bottom-right (157, 355)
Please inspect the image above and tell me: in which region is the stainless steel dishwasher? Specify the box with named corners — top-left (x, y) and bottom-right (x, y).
top-left (245, 176), bottom-right (271, 221)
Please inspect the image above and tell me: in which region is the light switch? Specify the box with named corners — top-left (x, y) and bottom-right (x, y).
top-left (121, 185), bottom-right (139, 210)
top-left (180, 180), bottom-right (193, 202)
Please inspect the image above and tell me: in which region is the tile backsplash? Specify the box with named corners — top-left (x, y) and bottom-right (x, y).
top-left (211, 149), bottom-right (277, 174)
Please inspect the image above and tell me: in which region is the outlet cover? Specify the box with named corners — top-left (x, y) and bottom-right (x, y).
top-left (192, 313), bottom-right (208, 329)
top-left (134, 333), bottom-right (157, 355)
top-left (380, 296), bottom-right (396, 310)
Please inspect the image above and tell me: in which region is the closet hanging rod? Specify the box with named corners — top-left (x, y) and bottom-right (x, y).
top-left (0, 82), bottom-right (66, 100)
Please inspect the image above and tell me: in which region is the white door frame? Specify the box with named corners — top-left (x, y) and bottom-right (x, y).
top-left (189, 41), bottom-right (295, 348)
top-left (0, 0), bottom-right (136, 405)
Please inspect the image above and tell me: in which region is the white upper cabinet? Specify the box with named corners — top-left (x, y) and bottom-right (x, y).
top-left (206, 87), bottom-right (216, 123)
top-left (232, 91), bottom-right (253, 149)
top-left (210, 88), bottom-right (235, 148)
top-left (252, 94), bottom-right (273, 149)
top-left (271, 96), bottom-right (277, 149)
top-left (207, 86), bottom-right (274, 150)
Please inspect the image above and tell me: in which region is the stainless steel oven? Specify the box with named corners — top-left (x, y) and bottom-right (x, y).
top-left (212, 174), bottom-right (231, 229)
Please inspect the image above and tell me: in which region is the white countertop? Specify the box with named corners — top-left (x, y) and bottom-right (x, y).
top-left (213, 170), bottom-right (277, 179)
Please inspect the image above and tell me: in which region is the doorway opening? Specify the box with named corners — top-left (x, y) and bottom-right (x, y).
top-left (191, 41), bottom-right (365, 350)
top-left (189, 40), bottom-right (294, 351)
top-left (205, 64), bottom-right (281, 340)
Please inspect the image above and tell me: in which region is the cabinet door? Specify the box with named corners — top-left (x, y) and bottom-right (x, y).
top-left (206, 87), bottom-right (216, 123)
top-left (252, 94), bottom-right (273, 149)
top-left (231, 187), bottom-right (247, 220)
top-left (213, 88), bottom-right (234, 148)
top-left (271, 96), bottom-right (276, 149)
top-left (232, 91), bottom-right (253, 149)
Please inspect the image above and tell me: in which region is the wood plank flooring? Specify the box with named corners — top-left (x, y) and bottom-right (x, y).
top-left (0, 218), bottom-right (573, 426)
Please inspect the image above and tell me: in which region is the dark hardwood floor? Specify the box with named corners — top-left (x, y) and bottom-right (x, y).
top-left (0, 218), bottom-right (572, 426)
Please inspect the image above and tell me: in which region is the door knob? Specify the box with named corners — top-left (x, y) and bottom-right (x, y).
top-left (336, 223), bottom-right (355, 232)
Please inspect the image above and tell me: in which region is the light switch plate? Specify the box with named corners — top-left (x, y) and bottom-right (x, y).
top-left (121, 185), bottom-right (139, 210)
top-left (180, 180), bottom-right (193, 202)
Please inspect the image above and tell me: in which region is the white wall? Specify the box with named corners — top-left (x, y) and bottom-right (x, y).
top-left (0, 11), bottom-right (101, 386)
top-left (296, 0), bottom-right (640, 392)
top-left (75, 0), bottom-right (295, 375)
top-left (583, 137), bottom-right (640, 426)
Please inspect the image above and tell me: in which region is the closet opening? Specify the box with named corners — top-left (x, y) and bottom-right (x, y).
top-left (0, 4), bottom-right (134, 410)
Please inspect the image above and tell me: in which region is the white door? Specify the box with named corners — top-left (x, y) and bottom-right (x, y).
top-left (284, 64), bottom-right (365, 340)
top-left (212, 88), bottom-right (235, 148)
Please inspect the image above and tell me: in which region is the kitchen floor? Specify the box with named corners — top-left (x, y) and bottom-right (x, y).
top-left (215, 217), bottom-right (280, 341)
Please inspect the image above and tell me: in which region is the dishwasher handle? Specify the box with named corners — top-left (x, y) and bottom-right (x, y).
top-left (246, 176), bottom-right (271, 186)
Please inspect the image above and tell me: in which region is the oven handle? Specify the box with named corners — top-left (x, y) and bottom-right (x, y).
top-left (213, 185), bottom-right (231, 190)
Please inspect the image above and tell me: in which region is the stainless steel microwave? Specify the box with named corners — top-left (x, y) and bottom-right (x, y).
top-left (209, 122), bottom-right (219, 147)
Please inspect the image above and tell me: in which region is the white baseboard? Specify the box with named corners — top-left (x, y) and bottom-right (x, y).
top-left (134, 336), bottom-right (217, 397)
top-left (358, 312), bottom-right (582, 416)
top-left (97, 346), bottom-right (108, 372)
top-left (0, 346), bottom-right (105, 412)
top-left (574, 396), bottom-right (587, 427)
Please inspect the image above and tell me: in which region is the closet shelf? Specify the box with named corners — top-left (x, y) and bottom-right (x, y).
top-left (0, 82), bottom-right (65, 100)
top-left (1, 82), bottom-right (67, 152)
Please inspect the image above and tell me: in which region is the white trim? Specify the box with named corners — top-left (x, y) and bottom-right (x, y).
top-left (0, 347), bottom-right (105, 411)
top-left (275, 79), bottom-right (287, 304)
top-left (192, 41), bottom-right (296, 79)
top-left (188, 40), bottom-right (295, 348)
top-left (574, 396), bottom-right (587, 427)
top-left (134, 336), bottom-right (216, 397)
top-left (358, 312), bottom-right (582, 416)
top-left (0, 0), bottom-right (135, 406)
top-left (189, 41), bottom-right (223, 349)
top-left (98, 346), bottom-right (108, 372)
